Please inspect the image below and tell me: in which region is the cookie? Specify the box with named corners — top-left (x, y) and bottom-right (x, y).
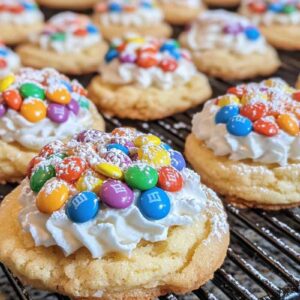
top-left (36, 0), bottom-right (99, 10)
top-left (0, 127), bottom-right (229, 299)
top-left (158, 0), bottom-right (205, 25)
top-left (0, 0), bottom-right (44, 45)
top-left (204, 0), bottom-right (240, 6)
top-left (88, 35), bottom-right (212, 121)
top-left (179, 10), bottom-right (280, 80)
top-left (93, 0), bottom-right (172, 41)
top-left (17, 12), bottom-right (108, 75)
top-left (0, 68), bottom-right (105, 183)
top-left (296, 74), bottom-right (300, 89)
top-left (0, 43), bottom-right (20, 77)
top-left (239, 0), bottom-right (300, 50)
top-left (185, 78), bottom-right (300, 210)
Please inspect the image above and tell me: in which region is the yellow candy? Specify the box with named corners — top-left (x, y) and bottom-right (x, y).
top-left (46, 88), bottom-right (71, 105)
top-left (138, 145), bottom-right (171, 168)
top-left (125, 36), bottom-right (145, 44)
top-left (36, 180), bottom-right (69, 214)
top-left (241, 92), bottom-right (268, 105)
top-left (277, 114), bottom-right (299, 136)
top-left (218, 95), bottom-right (240, 107)
top-left (264, 79), bottom-right (277, 87)
top-left (0, 74), bottom-right (15, 92)
top-left (95, 162), bottom-right (123, 179)
top-left (20, 99), bottom-right (47, 123)
top-left (134, 134), bottom-right (161, 147)
top-left (76, 172), bottom-right (103, 193)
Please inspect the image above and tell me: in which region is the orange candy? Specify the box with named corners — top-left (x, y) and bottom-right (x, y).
top-left (293, 91), bottom-right (300, 102)
top-left (277, 114), bottom-right (299, 136)
top-left (20, 99), bottom-right (46, 123)
top-left (27, 156), bottom-right (43, 177)
top-left (56, 156), bottom-right (86, 183)
top-left (36, 180), bottom-right (69, 214)
top-left (46, 88), bottom-right (71, 105)
top-left (253, 119), bottom-right (278, 137)
top-left (240, 103), bottom-right (267, 121)
top-left (3, 89), bottom-right (22, 110)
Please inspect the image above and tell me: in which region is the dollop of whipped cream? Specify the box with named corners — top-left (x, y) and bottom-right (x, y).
top-left (100, 35), bottom-right (198, 90)
top-left (0, 68), bottom-right (94, 150)
top-left (96, 0), bottom-right (164, 26)
top-left (159, 0), bottom-right (201, 7)
top-left (32, 12), bottom-right (101, 54)
top-left (192, 79), bottom-right (300, 166)
top-left (185, 10), bottom-right (269, 55)
top-left (0, 44), bottom-right (20, 77)
top-left (0, 0), bottom-right (43, 25)
top-left (19, 168), bottom-right (207, 258)
top-left (240, 0), bottom-right (300, 26)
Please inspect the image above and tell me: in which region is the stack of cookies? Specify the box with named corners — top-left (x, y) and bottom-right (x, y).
top-left (0, 0), bottom-right (298, 299)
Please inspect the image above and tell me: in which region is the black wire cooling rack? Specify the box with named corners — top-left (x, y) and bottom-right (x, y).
top-left (0, 6), bottom-right (300, 300)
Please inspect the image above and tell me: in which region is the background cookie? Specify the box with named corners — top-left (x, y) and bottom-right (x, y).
top-left (36, 0), bottom-right (99, 10)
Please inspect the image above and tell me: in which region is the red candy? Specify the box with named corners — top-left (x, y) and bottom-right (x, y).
top-left (158, 166), bottom-right (183, 192)
top-left (3, 90), bottom-right (22, 110)
top-left (293, 91), bottom-right (300, 102)
top-left (227, 86), bottom-right (245, 98)
top-left (72, 84), bottom-right (87, 96)
top-left (137, 51), bottom-right (158, 68)
top-left (253, 119), bottom-right (279, 137)
top-left (249, 2), bottom-right (267, 13)
top-left (0, 58), bottom-right (7, 69)
top-left (9, 5), bottom-right (24, 13)
top-left (27, 156), bottom-right (43, 177)
top-left (39, 140), bottom-right (65, 158)
top-left (56, 156), bottom-right (86, 183)
top-left (240, 103), bottom-right (267, 122)
top-left (159, 59), bottom-right (178, 72)
top-left (74, 28), bottom-right (87, 36)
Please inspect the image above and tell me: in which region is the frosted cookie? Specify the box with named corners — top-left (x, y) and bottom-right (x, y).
top-left (36, 0), bottom-right (99, 10)
top-left (204, 0), bottom-right (240, 7)
top-left (0, 0), bottom-right (44, 45)
top-left (185, 78), bottom-right (300, 210)
top-left (179, 10), bottom-right (280, 80)
top-left (158, 0), bottom-right (205, 25)
top-left (88, 35), bottom-right (212, 120)
top-left (0, 127), bottom-right (229, 299)
top-left (0, 43), bottom-right (20, 77)
top-left (93, 0), bottom-right (172, 40)
top-left (16, 12), bottom-right (108, 75)
top-left (0, 68), bottom-right (104, 183)
top-left (239, 0), bottom-right (300, 50)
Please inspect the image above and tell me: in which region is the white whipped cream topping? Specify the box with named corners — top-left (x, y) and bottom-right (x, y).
top-left (160, 0), bottom-right (201, 7)
top-left (240, 0), bottom-right (300, 26)
top-left (19, 168), bottom-right (209, 258)
top-left (0, 0), bottom-right (43, 25)
top-left (0, 46), bottom-right (20, 77)
top-left (100, 58), bottom-right (197, 90)
top-left (192, 100), bottom-right (300, 166)
top-left (185, 10), bottom-right (268, 55)
top-left (33, 12), bottom-right (100, 54)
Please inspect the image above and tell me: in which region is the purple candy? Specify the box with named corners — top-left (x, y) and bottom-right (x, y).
top-left (76, 129), bottom-right (107, 143)
top-left (47, 103), bottom-right (69, 123)
top-left (100, 179), bottom-right (134, 209)
top-left (223, 23), bottom-right (244, 35)
top-left (0, 103), bottom-right (6, 117)
top-left (67, 99), bottom-right (80, 115)
top-left (105, 150), bottom-right (132, 169)
top-left (119, 53), bottom-right (136, 63)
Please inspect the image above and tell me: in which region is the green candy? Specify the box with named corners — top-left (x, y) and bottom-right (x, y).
top-left (47, 153), bottom-right (68, 160)
top-left (20, 83), bottom-right (45, 100)
top-left (124, 165), bottom-right (158, 191)
top-left (30, 165), bottom-right (56, 193)
top-left (78, 97), bottom-right (90, 109)
top-left (51, 32), bottom-right (66, 42)
top-left (283, 5), bottom-right (296, 14)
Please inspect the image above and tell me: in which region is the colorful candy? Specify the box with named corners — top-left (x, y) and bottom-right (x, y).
top-left (46, 88), bottom-right (71, 105)
top-left (169, 150), bottom-right (186, 171)
top-left (138, 145), bottom-right (171, 168)
top-left (56, 156), bottom-right (86, 183)
top-left (226, 115), bottom-right (253, 136)
top-left (47, 103), bottom-right (69, 123)
top-left (215, 105), bottom-right (239, 124)
top-left (253, 118), bottom-right (279, 137)
top-left (20, 83), bottom-right (45, 100)
top-left (0, 74), bottom-right (15, 92)
top-left (30, 165), bottom-right (56, 193)
top-left (134, 134), bottom-right (161, 147)
top-left (3, 90), bottom-right (22, 110)
top-left (277, 114), bottom-right (299, 136)
top-left (106, 143), bottom-right (129, 155)
top-left (158, 166), bottom-right (183, 192)
top-left (95, 162), bottom-right (123, 179)
top-left (20, 99), bottom-right (47, 123)
top-left (217, 95), bottom-right (240, 107)
top-left (76, 172), bottom-right (103, 193)
top-left (240, 103), bottom-right (267, 121)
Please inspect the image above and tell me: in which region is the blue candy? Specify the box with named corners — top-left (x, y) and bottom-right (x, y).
top-left (105, 48), bottom-right (119, 63)
top-left (215, 105), bottom-right (240, 124)
top-left (140, 2), bottom-right (152, 8)
top-left (161, 142), bottom-right (172, 151)
top-left (226, 115), bottom-right (253, 137)
top-left (86, 24), bottom-right (99, 34)
top-left (60, 80), bottom-right (72, 92)
top-left (108, 2), bottom-right (122, 12)
top-left (66, 191), bottom-right (100, 223)
top-left (169, 150), bottom-right (186, 171)
top-left (106, 143), bottom-right (129, 155)
top-left (268, 3), bottom-right (283, 12)
top-left (138, 187), bottom-right (170, 220)
top-left (244, 27), bottom-right (261, 40)
top-left (160, 40), bottom-right (178, 52)
top-left (0, 48), bottom-right (8, 57)
top-left (22, 2), bottom-right (36, 10)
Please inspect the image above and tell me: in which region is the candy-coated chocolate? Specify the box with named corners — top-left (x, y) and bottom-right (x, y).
top-left (76, 172), bottom-right (103, 193)
top-left (76, 129), bottom-right (106, 143)
top-left (169, 150), bottom-right (186, 171)
top-left (106, 143), bottom-right (129, 155)
top-left (30, 165), bottom-right (56, 193)
top-left (77, 96), bottom-right (90, 109)
top-left (134, 134), bottom-right (161, 147)
top-left (56, 156), bottom-right (86, 183)
top-left (137, 51), bottom-right (158, 68)
top-left (159, 58), bottom-right (178, 72)
top-left (27, 156), bottom-right (44, 177)
top-left (277, 114), bottom-right (299, 136)
top-left (244, 27), bottom-right (260, 40)
top-left (293, 91), bottom-right (300, 102)
top-left (20, 99), bottom-right (47, 123)
top-left (46, 88), bottom-right (71, 105)
top-left (47, 103), bottom-right (69, 123)
top-left (249, 2), bottom-right (267, 13)
top-left (218, 95), bottom-right (240, 107)
top-left (3, 90), bottom-right (22, 110)
top-left (226, 115), bottom-right (253, 136)
top-left (105, 48), bottom-right (119, 63)
top-left (36, 180), bottom-right (69, 214)
top-left (124, 165), bottom-right (158, 190)
top-left (158, 166), bottom-right (183, 192)
top-left (268, 2), bottom-right (283, 12)
top-left (240, 103), bottom-right (267, 121)
top-left (51, 32), bottom-right (66, 41)
top-left (95, 162), bottom-right (123, 179)
top-left (0, 104), bottom-right (6, 117)
top-left (39, 140), bottom-right (65, 157)
top-left (100, 179), bottom-right (134, 209)
top-left (253, 119), bottom-right (279, 137)
top-left (67, 99), bottom-right (80, 115)
top-left (66, 191), bottom-right (99, 223)
top-left (215, 105), bottom-right (239, 124)
top-left (138, 187), bottom-right (170, 220)
top-left (20, 82), bottom-right (45, 100)
top-left (0, 74), bottom-right (15, 92)
top-left (138, 145), bottom-right (171, 168)
top-left (104, 150), bottom-right (132, 169)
